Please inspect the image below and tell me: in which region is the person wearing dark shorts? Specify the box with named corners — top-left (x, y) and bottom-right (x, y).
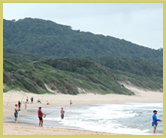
top-left (61, 114), bottom-right (64, 119)
top-left (26, 97), bottom-right (28, 102)
top-left (18, 101), bottom-right (21, 110)
top-left (39, 117), bottom-right (42, 121)
top-left (31, 97), bottom-right (33, 103)
top-left (38, 107), bottom-right (46, 127)
top-left (70, 100), bottom-right (72, 107)
top-left (14, 104), bottom-right (19, 123)
top-left (60, 107), bottom-right (65, 120)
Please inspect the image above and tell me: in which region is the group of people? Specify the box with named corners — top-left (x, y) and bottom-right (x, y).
top-left (37, 107), bottom-right (65, 127)
top-left (37, 107), bottom-right (162, 134)
top-left (14, 99), bottom-right (162, 134)
top-left (26, 97), bottom-right (34, 103)
top-left (37, 100), bottom-right (73, 127)
top-left (25, 97), bottom-right (34, 109)
top-left (14, 97), bottom-right (37, 123)
top-left (14, 99), bottom-right (72, 125)
top-left (14, 100), bottom-right (22, 123)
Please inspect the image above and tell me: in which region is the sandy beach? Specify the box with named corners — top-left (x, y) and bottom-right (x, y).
top-left (3, 84), bottom-right (163, 135)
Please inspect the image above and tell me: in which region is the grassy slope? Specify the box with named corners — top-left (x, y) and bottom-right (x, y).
top-left (3, 53), bottom-right (163, 95)
top-left (3, 54), bottom-right (134, 95)
top-left (87, 56), bottom-right (163, 90)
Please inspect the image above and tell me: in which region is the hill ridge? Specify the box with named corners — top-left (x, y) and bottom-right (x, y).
top-left (3, 18), bottom-right (163, 64)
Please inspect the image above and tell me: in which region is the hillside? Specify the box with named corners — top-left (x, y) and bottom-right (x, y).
top-left (3, 54), bottom-right (134, 95)
top-left (3, 53), bottom-right (163, 95)
top-left (88, 56), bottom-right (162, 77)
top-left (89, 56), bottom-right (163, 90)
top-left (3, 18), bottom-right (163, 64)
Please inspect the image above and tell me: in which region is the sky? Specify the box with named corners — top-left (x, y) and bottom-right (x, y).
top-left (3, 3), bottom-right (163, 50)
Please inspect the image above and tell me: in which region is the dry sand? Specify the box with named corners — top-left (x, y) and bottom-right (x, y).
top-left (3, 84), bottom-right (163, 135)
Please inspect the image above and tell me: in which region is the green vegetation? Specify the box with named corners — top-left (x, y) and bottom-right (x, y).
top-left (94, 56), bottom-right (163, 90)
top-left (90, 56), bottom-right (162, 77)
top-left (4, 53), bottom-right (39, 64)
top-left (3, 18), bottom-right (162, 64)
top-left (3, 53), bottom-right (163, 95)
top-left (3, 18), bottom-right (163, 95)
top-left (89, 56), bottom-right (163, 90)
top-left (3, 54), bottom-right (136, 95)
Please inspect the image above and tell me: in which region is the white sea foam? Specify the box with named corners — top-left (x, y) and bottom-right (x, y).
top-left (18, 103), bottom-right (163, 135)
top-left (57, 103), bottom-right (163, 135)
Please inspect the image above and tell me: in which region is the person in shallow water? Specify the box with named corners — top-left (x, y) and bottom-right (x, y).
top-left (152, 110), bottom-right (162, 134)
top-left (60, 107), bottom-right (65, 120)
top-left (38, 107), bottom-right (46, 127)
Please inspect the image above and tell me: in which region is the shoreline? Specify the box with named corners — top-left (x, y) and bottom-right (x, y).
top-left (3, 123), bottom-right (118, 135)
top-left (3, 85), bottom-right (163, 135)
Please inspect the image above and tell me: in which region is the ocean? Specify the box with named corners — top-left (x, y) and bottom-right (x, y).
top-left (4, 103), bottom-right (163, 135)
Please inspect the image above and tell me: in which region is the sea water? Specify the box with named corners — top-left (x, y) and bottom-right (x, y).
top-left (48, 103), bottom-right (163, 135)
top-left (4, 103), bottom-right (163, 135)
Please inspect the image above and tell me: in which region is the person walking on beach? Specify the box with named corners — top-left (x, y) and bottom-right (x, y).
top-left (60, 107), bottom-right (65, 120)
top-left (38, 107), bottom-right (46, 127)
top-left (14, 104), bottom-right (19, 123)
top-left (18, 101), bottom-right (21, 110)
top-left (152, 110), bottom-right (162, 134)
top-left (70, 100), bottom-right (72, 107)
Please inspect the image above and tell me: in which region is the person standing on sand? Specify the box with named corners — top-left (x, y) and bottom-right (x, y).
top-left (14, 104), bottom-right (19, 123)
top-left (26, 97), bottom-right (28, 102)
top-left (70, 100), bottom-right (72, 107)
top-left (152, 110), bottom-right (162, 134)
top-left (31, 97), bottom-right (33, 103)
top-left (38, 107), bottom-right (46, 127)
top-left (18, 101), bottom-right (21, 110)
top-left (25, 101), bottom-right (27, 110)
top-left (60, 107), bottom-right (65, 120)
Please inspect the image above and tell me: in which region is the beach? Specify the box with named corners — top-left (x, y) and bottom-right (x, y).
top-left (3, 84), bottom-right (163, 135)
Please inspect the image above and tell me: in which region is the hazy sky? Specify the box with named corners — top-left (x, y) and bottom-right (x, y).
top-left (3, 3), bottom-right (163, 49)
